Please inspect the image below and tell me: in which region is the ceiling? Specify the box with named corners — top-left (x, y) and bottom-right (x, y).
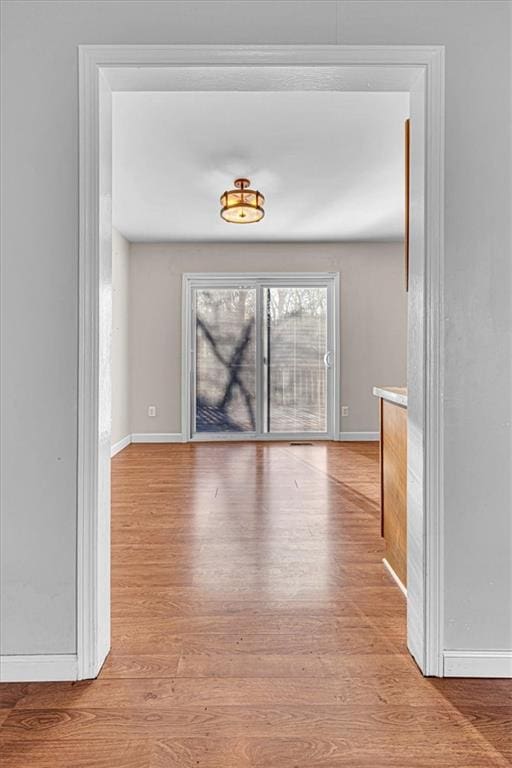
top-left (112, 91), bottom-right (409, 243)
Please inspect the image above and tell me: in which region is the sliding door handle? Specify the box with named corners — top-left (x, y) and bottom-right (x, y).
top-left (323, 350), bottom-right (333, 368)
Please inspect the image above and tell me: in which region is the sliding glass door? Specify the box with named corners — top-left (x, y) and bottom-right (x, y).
top-left (264, 286), bottom-right (328, 434)
top-left (188, 275), bottom-right (337, 440)
top-left (195, 287), bottom-right (257, 433)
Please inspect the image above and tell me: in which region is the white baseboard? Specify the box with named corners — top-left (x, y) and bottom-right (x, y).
top-left (443, 650), bottom-right (512, 678)
top-left (124, 433), bottom-right (378, 444)
top-left (111, 433), bottom-right (186, 453)
top-left (131, 432), bottom-right (185, 443)
top-left (0, 654), bottom-right (78, 682)
top-left (383, 558), bottom-right (407, 597)
top-left (338, 431), bottom-right (379, 441)
top-left (111, 434), bottom-right (131, 457)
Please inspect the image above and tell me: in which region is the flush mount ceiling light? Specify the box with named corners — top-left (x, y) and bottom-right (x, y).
top-left (220, 177), bottom-right (265, 224)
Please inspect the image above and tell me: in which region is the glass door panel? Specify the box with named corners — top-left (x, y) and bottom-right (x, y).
top-left (264, 286), bottom-right (328, 434)
top-left (194, 287), bottom-right (256, 434)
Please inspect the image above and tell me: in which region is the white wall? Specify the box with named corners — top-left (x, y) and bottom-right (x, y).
top-left (129, 242), bottom-right (407, 436)
top-left (1, 1), bottom-right (510, 659)
top-left (111, 229), bottom-right (131, 446)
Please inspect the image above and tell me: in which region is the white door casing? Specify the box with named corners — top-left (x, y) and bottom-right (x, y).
top-left (78, 45), bottom-right (445, 680)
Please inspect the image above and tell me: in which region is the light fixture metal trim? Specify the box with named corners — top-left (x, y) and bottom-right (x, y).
top-left (220, 177), bottom-right (265, 224)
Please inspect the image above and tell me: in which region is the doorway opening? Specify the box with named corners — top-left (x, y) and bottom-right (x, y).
top-left (78, 45), bottom-right (444, 681)
top-left (183, 273), bottom-right (339, 441)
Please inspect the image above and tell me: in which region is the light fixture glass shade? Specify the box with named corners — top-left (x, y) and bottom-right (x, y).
top-left (220, 178), bottom-right (265, 224)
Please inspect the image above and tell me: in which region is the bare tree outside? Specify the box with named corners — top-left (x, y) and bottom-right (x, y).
top-left (266, 286), bottom-right (327, 432)
top-left (195, 288), bottom-right (256, 432)
top-left (194, 285), bottom-right (328, 433)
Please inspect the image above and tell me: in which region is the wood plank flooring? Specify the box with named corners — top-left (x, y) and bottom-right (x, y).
top-left (1, 442), bottom-right (511, 766)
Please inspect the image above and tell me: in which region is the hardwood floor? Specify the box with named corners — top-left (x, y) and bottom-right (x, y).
top-left (1, 442), bottom-right (511, 766)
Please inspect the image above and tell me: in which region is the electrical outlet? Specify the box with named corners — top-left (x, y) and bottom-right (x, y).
top-left (147, 405), bottom-right (156, 417)
top-left (341, 405), bottom-right (349, 417)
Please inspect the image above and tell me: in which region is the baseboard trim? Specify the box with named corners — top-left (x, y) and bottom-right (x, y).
top-left (338, 431), bottom-right (379, 441)
top-left (443, 650), bottom-right (512, 678)
top-left (383, 558), bottom-right (407, 597)
top-left (0, 654), bottom-right (78, 682)
top-left (111, 434), bottom-right (131, 456)
top-left (121, 433), bottom-right (379, 445)
top-left (131, 432), bottom-right (185, 443)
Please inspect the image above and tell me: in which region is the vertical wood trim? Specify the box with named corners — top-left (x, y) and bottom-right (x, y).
top-left (332, 272), bottom-right (342, 440)
top-left (379, 397), bottom-right (384, 537)
top-left (77, 46), bottom-right (100, 681)
top-left (181, 274), bottom-right (191, 441)
top-left (78, 49), bottom-right (112, 681)
top-left (404, 118), bottom-right (410, 291)
top-left (423, 46), bottom-right (445, 677)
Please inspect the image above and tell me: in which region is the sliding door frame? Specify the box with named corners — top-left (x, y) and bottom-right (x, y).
top-left (182, 272), bottom-right (340, 442)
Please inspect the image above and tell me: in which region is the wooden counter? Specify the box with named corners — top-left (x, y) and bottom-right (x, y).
top-left (373, 387), bottom-right (407, 592)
